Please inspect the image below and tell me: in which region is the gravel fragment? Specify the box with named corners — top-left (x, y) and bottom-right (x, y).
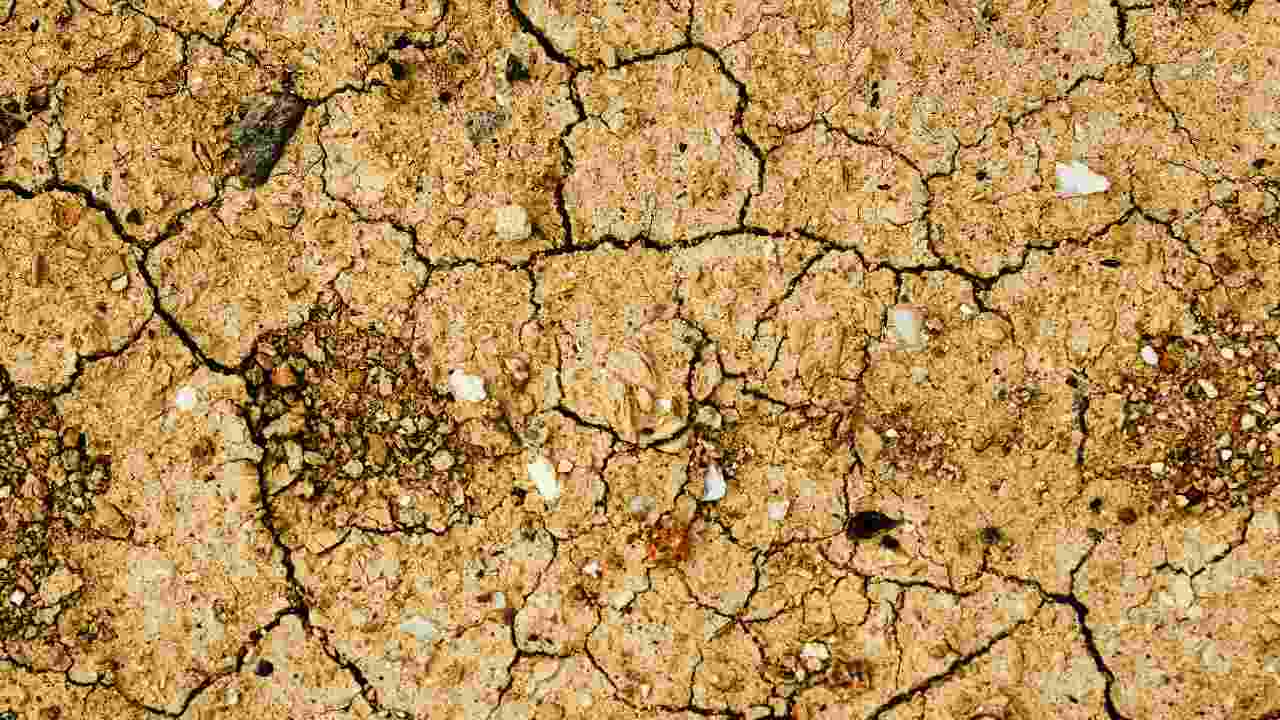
top-left (449, 370), bottom-right (487, 402)
top-left (1141, 345), bottom-right (1159, 366)
top-left (495, 204), bottom-right (532, 242)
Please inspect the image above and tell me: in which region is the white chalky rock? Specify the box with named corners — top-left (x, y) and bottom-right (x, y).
top-left (398, 615), bottom-right (438, 643)
top-left (495, 204), bottom-right (532, 241)
top-left (767, 498), bottom-right (790, 521)
top-left (175, 386), bottom-right (199, 412)
top-left (702, 463), bottom-right (727, 502)
top-left (448, 370), bottom-right (487, 402)
top-left (527, 455), bottom-right (560, 502)
top-left (890, 305), bottom-right (924, 348)
top-left (1055, 161), bottom-right (1110, 197)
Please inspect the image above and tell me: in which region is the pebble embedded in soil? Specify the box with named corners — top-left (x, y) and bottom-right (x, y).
top-left (527, 455), bottom-right (560, 502)
top-left (702, 463), bottom-right (727, 502)
top-left (495, 204), bottom-right (532, 241)
top-left (448, 370), bottom-right (487, 402)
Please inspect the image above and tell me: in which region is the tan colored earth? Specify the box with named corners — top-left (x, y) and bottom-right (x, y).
top-left (3, 1), bottom-right (1280, 718)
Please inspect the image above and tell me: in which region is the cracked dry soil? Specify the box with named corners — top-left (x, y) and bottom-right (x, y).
top-left (2, 0), bottom-right (1280, 719)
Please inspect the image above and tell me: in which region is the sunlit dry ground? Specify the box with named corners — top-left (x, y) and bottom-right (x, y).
top-left (2, 1), bottom-right (1280, 718)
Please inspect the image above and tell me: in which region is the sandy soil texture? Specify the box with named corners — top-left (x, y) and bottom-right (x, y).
top-left (3, 1), bottom-right (1280, 718)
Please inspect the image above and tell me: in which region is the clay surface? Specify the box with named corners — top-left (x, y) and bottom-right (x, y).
top-left (3, 1), bottom-right (1280, 719)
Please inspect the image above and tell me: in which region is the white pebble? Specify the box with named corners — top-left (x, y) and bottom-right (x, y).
top-left (398, 615), bottom-right (438, 642)
top-left (890, 305), bottom-right (924, 347)
top-left (767, 498), bottom-right (790, 521)
top-left (8, 590), bottom-right (25, 606)
top-left (702, 463), bottom-right (727, 502)
top-left (1150, 462), bottom-right (1166, 476)
top-left (1198, 379), bottom-right (1219, 400)
top-left (527, 455), bottom-right (560, 502)
top-left (1220, 347), bottom-right (1235, 361)
top-left (495, 204), bottom-right (532, 242)
top-left (1055, 161), bottom-right (1110, 197)
top-left (1220, 448), bottom-right (1233, 461)
top-left (1242, 414), bottom-right (1257, 432)
top-left (342, 460), bottom-right (364, 478)
top-left (1140, 346), bottom-right (1159, 367)
top-left (582, 560), bottom-right (602, 578)
top-left (448, 370), bottom-right (487, 402)
top-left (175, 386), bottom-right (199, 412)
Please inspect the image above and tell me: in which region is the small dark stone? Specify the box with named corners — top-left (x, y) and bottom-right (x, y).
top-left (389, 60), bottom-right (406, 81)
top-left (975, 169), bottom-right (988, 182)
top-left (438, 91), bottom-right (453, 104)
top-left (879, 535), bottom-right (900, 550)
top-left (125, 208), bottom-right (142, 224)
top-left (1253, 157), bottom-right (1270, 170)
top-left (847, 510), bottom-right (901, 540)
top-left (505, 55), bottom-right (531, 83)
top-left (1, 98), bottom-right (18, 114)
top-left (1117, 507), bottom-right (1138, 525)
top-left (228, 93), bottom-right (308, 187)
top-left (1087, 528), bottom-right (1104, 542)
top-left (25, 86), bottom-right (50, 113)
top-left (511, 486), bottom-right (527, 501)
top-left (255, 659), bottom-right (275, 677)
top-left (677, 142), bottom-right (687, 153)
top-left (1088, 497), bottom-right (1103, 513)
top-left (0, 114), bottom-right (25, 145)
top-left (979, 526), bottom-right (1003, 545)
top-left (1100, 258), bottom-right (1121, 268)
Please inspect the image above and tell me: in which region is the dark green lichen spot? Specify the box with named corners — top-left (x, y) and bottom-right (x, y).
top-left (979, 526), bottom-right (1003, 545)
top-left (228, 93), bottom-right (307, 187)
top-left (505, 55), bottom-right (531, 83)
top-left (847, 510), bottom-right (901, 540)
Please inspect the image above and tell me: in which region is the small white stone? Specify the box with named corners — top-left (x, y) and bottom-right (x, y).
top-left (495, 204), bottom-right (532, 241)
top-left (1150, 462), bottom-right (1166, 476)
top-left (1220, 347), bottom-right (1235, 361)
top-left (1242, 414), bottom-right (1257, 432)
top-left (959, 303), bottom-right (976, 319)
top-left (1055, 161), bottom-right (1110, 197)
top-left (9, 589), bottom-right (25, 606)
top-left (1198, 379), bottom-right (1219, 399)
top-left (175, 386), bottom-right (199, 412)
top-left (493, 591), bottom-right (507, 609)
top-left (449, 370), bottom-right (487, 402)
top-left (1140, 346), bottom-right (1159, 366)
top-left (342, 459), bottom-right (364, 478)
top-left (702, 463), bottom-right (727, 502)
top-left (398, 614), bottom-right (438, 642)
top-left (110, 273), bottom-right (129, 292)
top-left (1220, 448), bottom-right (1233, 461)
top-left (583, 560), bottom-right (602, 578)
top-left (890, 305), bottom-right (924, 348)
top-left (527, 455), bottom-right (560, 502)
top-left (767, 498), bottom-right (790, 521)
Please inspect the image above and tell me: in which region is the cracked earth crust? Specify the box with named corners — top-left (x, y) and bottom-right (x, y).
top-left (3, 0), bottom-right (1280, 718)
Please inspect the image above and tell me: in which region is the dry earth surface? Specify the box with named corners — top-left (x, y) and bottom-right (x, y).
top-left (3, 0), bottom-right (1280, 718)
